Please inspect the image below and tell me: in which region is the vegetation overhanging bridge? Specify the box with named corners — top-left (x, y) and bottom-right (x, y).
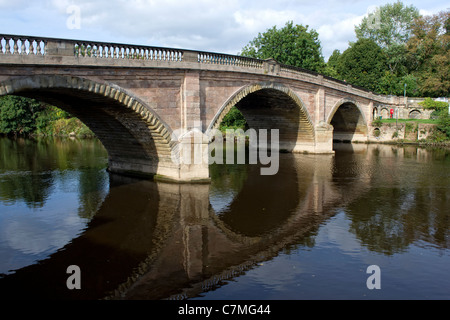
top-left (0, 34), bottom-right (405, 182)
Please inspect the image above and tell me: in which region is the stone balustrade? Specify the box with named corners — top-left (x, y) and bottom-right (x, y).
top-left (0, 35), bottom-right (47, 55)
top-left (0, 33), bottom-right (397, 105)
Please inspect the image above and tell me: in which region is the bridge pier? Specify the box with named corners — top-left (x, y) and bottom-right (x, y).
top-left (291, 123), bottom-right (334, 154)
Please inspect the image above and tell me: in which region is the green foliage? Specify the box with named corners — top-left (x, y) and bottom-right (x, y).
top-left (0, 96), bottom-right (43, 135)
top-left (348, 2), bottom-right (449, 97)
top-left (407, 10), bottom-right (450, 97)
top-left (436, 112), bottom-right (450, 139)
top-left (219, 106), bottom-right (247, 132)
top-left (52, 118), bottom-right (95, 137)
top-left (419, 98), bottom-right (449, 111)
top-left (335, 39), bottom-right (387, 92)
top-left (355, 1), bottom-right (420, 49)
top-left (324, 49), bottom-right (341, 77)
top-left (240, 21), bottom-right (326, 73)
top-left (372, 118), bottom-right (384, 127)
top-left (0, 95), bottom-right (94, 137)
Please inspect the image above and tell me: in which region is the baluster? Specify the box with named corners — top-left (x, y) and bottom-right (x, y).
top-left (5, 37), bottom-right (11, 54)
top-left (32, 40), bottom-right (38, 55)
top-left (36, 40), bottom-right (41, 55)
top-left (0, 37), bottom-right (3, 54)
top-left (12, 38), bottom-right (18, 54)
top-left (20, 39), bottom-right (25, 55)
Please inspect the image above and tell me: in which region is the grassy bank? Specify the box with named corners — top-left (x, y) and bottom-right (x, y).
top-left (379, 118), bottom-right (440, 124)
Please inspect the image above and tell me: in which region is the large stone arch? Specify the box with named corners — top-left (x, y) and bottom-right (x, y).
top-left (326, 97), bottom-right (368, 143)
top-left (0, 75), bottom-right (180, 180)
top-left (206, 82), bottom-right (315, 153)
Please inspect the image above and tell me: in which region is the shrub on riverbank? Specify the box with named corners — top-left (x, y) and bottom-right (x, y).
top-left (0, 96), bottom-right (94, 138)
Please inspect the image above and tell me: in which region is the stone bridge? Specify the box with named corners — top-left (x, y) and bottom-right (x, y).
top-left (0, 34), bottom-right (406, 182)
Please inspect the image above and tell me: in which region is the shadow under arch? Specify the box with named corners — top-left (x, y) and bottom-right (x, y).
top-left (326, 98), bottom-right (368, 144)
top-left (206, 82), bottom-right (315, 152)
top-left (0, 75), bottom-right (175, 179)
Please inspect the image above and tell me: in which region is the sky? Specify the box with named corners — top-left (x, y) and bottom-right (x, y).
top-left (0, 0), bottom-right (448, 61)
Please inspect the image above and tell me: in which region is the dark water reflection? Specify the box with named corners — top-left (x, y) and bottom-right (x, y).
top-left (0, 137), bottom-right (449, 300)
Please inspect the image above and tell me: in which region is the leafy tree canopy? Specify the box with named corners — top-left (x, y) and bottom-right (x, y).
top-left (335, 39), bottom-right (387, 93)
top-left (240, 21), bottom-right (326, 73)
top-left (355, 1), bottom-right (420, 49)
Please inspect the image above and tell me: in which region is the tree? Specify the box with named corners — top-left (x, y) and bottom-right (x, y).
top-left (355, 1), bottom-right (420, 75)
top-left (324, 49), bottom-right (341, 78)
top-left (240, 21), bottom-right (326, 73)
top-left (0, 96), bottom-right (43, 135)
top-left (335, 39), bottom-right (387, 92)
top-left (407, 10), bottom-right (450, 97)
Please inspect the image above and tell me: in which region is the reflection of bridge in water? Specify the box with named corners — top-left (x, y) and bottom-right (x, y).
top-left (0, 144), bottom-right (384, 300)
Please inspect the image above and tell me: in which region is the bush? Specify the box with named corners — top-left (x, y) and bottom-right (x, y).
top-left (219, 106), bottom-right (248, 131)
top-left (0, 96), bottom-right (43, 135)
top-left (372, 119), bottom-right (383, 127)
top-left (419, 98), bottom-right (449, 111)
top-left (436, 112), bottom-right (450, 139)
top-left (0, 95), bottom-right (94, 137)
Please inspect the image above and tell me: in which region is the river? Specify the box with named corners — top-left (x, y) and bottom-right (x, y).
top-left (0, 136), bottom-right (449, 300)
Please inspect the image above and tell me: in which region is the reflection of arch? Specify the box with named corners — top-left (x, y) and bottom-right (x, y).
top-left (206, 82), bottom-right (315, 152)
top-left (327, 98), bottom-right (368, 143)
top-left (0, 75), bottom-right (175, 177)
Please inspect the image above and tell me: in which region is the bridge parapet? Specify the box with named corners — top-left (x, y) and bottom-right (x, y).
top-left (0, 33), bottom-right (399, 106)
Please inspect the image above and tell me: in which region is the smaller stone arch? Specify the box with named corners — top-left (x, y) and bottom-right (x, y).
top-left (380, 107), bottom-right (390, 119)
top-left (326, 98), bottom-right (368, 125)
top-left (409, 109), bottom-right (422, 119)
top-left (206, 82), bottom-right (315, 152)
top-left (327, 97), bottom-right (368, 143)
top-left (373, 106), bottom-right (379, 120)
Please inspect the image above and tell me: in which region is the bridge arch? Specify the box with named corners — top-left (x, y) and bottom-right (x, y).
top-left (327, 98), bottom-right (368, 143)
top-left (0, 75), bottom-right (177, 179)
top-left (206, 82), bottom-right (315, 152)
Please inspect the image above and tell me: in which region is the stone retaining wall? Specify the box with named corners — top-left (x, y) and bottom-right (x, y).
top-left (368, 123), bottom-right (437, 143)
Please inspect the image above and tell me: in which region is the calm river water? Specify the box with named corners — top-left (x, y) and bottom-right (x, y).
top-left (0, 137), bottom-right (449, 300)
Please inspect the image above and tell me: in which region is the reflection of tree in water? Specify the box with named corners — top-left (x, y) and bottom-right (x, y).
top-left (346, 188), bottom-right (413, 255)
top-left (0, 172), bottom-right (54, 209)
top-left (346, 180), bottom-right (450, 255)
top-left (77, 168), bottom-right (109, 220)
top-left (0, 137), bottom-right (108, 215)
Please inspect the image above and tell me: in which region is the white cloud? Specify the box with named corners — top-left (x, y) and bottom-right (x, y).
top-left (318, 13), bottom-right (365, 59)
